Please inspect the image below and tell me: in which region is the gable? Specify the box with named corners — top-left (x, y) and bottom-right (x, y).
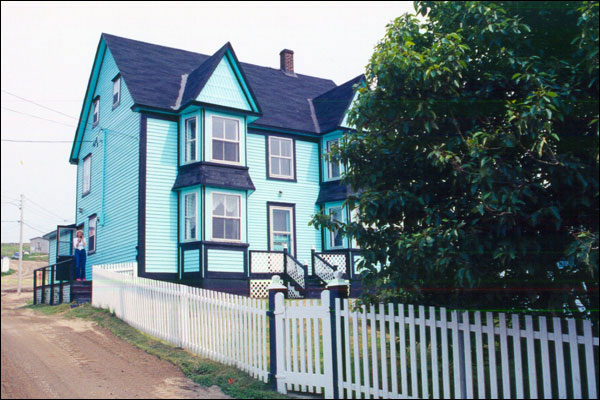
top-left (196, 56), bottom-right (252, 111)
top-left (340, 90), bottom-right (360, 129)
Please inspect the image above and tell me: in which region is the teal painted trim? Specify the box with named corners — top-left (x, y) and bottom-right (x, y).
top-left (70, 39), bottom-right (107, 164)
top-left (206, 248), bottom-right (244, 273)
top-left (224, 51), bottom-right (259, 112)
top-left (196, 57), bottom-right (251, 112)
top-left (323, 201), bottom-right (349, 250)
top-left (180, 111), bottom-right (201, 166)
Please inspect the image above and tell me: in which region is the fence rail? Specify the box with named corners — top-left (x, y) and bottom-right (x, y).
top-left (91, 265), bottom-right (599, 399)
top-left (92, 266), bottom-right (269, 382)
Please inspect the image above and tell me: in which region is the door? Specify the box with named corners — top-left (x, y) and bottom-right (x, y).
top-left (55, 224), bottom-right (77, 281)
top-left (269, 205), bottom-right (295, 255)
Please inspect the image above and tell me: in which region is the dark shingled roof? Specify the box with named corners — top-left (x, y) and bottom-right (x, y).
top-left (172, 162), bottom-right (255, 191)
top-left (102, 33), bottom-right (359, 134)
top-left (316, 180), bottom-right (358, 204)
top-left (312, 74), bottom-right (364, 133)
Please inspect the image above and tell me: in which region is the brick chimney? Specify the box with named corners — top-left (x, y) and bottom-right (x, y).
top-left (280, 49), bottom-right (294, 74)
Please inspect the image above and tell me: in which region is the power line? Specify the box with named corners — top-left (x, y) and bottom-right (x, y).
top-left (1, 139), bottom-right (76, 143)
top-left (26, 197), bottom-right (70, 222)
top-left (2, 89), bottom-right (80, 120)
top-left (23, 221), bottom-right (49, 234)
top-left (1, 106), bottom-right (76, 127)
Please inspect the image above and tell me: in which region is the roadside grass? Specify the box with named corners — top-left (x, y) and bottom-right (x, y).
top-left (1, 269), bottom-right (16, 277)
top-left (26, 302), bottom-right (287, 399)
top-left (1, 243), bottom-right (48, 262)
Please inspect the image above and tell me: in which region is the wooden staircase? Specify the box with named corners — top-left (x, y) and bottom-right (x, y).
top-left (71, 281), bottom-right (92, 304)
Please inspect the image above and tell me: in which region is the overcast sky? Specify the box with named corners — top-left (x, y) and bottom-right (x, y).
top-left (1, 1), bottom-right (415, 243)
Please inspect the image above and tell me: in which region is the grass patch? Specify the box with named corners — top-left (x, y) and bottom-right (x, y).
top-left (27, 302), bottom-right (287, 399)
top-left (1, 243), bottom-right (48, 262)
top-left (1, 269), bottom-right (16, 277)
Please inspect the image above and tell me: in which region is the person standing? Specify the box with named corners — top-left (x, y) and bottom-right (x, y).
top-left (73, 230), bottom-right (87, 281)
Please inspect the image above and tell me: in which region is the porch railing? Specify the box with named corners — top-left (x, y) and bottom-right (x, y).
top-left (312, 250), bottom-right (337, 284)
top-left (312, 249), bottom-right (363, 280)
top-left (249, 249), bottom-right (307, 296)
top-left (33, 260), bottom-right (73, 305)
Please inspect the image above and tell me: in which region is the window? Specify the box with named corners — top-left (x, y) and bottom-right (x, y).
top-left (212, 193), bottom-right (241, 241)
top-left (212, 116), bottom-right (239, 163)
top-left (326, 139), bottom-right (341, 180)
top-left (184, 117), bottom-right (198, 163)
top-left (82, 154), bottom-right (92, 195)
top-left (184, 193), bottom-right (197, 240)
top-left (88, 215), bottom-right (97, 253)
top-left (92, 97), bottom-right (100, 126)
top-left (269, 205), bottom-right (294, 253)
top-left (329, 206), bottom-right (344, 248)
top-left (112, 75), bottom-right (121, 107)
top-left (269, 136), bottom-right (294, 179)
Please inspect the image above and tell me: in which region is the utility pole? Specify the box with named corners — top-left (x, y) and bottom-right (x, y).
top-left (17, 194), bottom-right (24, 296)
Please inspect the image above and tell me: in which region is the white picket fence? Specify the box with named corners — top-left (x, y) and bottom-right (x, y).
top-left (91, 264), bottom-right (599, 399)
top-left (92, 265), bottom-right (269, 382)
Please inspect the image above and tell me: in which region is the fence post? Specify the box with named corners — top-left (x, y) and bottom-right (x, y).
top-left (268, 275), bottom-right (288, 392)
top-left (326, 271), bottom-right (349, 399)
top-left (33, 269), bottom-right (37, 305)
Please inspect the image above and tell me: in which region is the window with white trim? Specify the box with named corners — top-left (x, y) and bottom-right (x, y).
top-left (329, 206), bottom-right (344, 248)
top-left (269, 136), bottom-right (294, 179)
top-left (184, 193), bottom-right (197, 240)
top-left (326, 139), bottom-right (341, 180)
top-left (211, 116), bottom-right (240, 163)
top-left (212, 193), bottom-right (241, 241)
top-left (184, 117), bottom-right (198, 163)
top-left (112, 76), bottom-right (121, 107)
top-left (88, 215), bottom-right (97, 253)
top-left (269, 205), bottom-right (294, 252)
top-left (92, 98), bottom-right (100, 126)
top-left (82, 154), bottom-right (92, 195)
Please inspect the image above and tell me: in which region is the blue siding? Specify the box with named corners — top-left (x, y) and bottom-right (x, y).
top-left (145, 118), bottom-right (179, 273)
top-left (75, 46), bottom-right (140, 279)
top-left (247, 133), bottom-right (321, 272)
top-left (183, 248), bottom-right (200, 273)
top-left (206, 249), bottom-right (244, 273)
top-left (197, 57), bottom-right (251, 111)
top-left (48, 236), bottom-right (57, 265)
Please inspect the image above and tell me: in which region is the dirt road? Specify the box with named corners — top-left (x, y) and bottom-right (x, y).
top-left (1, 261), bottom-right (228, 399)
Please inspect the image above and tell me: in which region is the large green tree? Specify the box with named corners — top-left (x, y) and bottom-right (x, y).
top-left (313, 1), bottom-right (599, 318)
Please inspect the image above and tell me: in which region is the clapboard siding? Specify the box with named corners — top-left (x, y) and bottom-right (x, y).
top-left (75, 45), bottom-right (140, 280)
top-left (145, 118), bottom-right (179, 273)
top-left (247, 133), bottom-right (321, 272)
top-left (197, 57), bottom-right (252, 111)
top-left (206, 248), bottom-right (244, 273)
top-left (48, 235), bottom-right (57, 265)
top-left (183, 248), bottom-right (200, 273)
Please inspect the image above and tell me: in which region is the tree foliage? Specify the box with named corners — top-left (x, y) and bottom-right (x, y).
top-left (312, 1), bottom-right (599, 318)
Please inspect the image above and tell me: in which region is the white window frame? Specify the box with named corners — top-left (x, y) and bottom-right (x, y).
top-left (211, 115), bottom-right (241, 165)
top-left (326, 138), bottom-right (341, 180)
top-left (112, 76), bottom-right (121, 108)
top-left (183, 192), bottom-right (198, 241)
top-left (88, 215), bottom-right (97, 253)
top-left (211, 192), bottom-right (242, 242)
top-left (92, 98), bottom-right (100, 126)
top-left (329, 206), bottom-right (344, 249)
top-left (184, 116), bottom-right (198, 163)
top-left (268, 136), bottom-right (294, 179)
top-left (82, 154), bottom-right (92, 195)
top-left (269, 205), bottom-right (295, 253)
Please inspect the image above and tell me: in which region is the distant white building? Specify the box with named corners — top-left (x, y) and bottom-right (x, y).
top-left (1, 257), bottom-right (9, 273)
top-left (29, 236), bottom-right (49, 254)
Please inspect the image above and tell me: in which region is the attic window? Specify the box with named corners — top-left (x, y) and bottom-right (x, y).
top-left (92, 97), bottom-right (100, 126)
top-left (112, 75), bottom-right (121, 108)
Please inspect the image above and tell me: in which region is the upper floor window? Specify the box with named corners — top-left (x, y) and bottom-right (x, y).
top-left (184, 117), bottom-right (198, 163)
top-left (88, 215), bottom-right (97, 254)
top-left (329, 206), bottom-right (344, 248)
top-left (212, 193), bottom-right (241, 241)
top-left (326, 139), bottom-right (341, 180)
top-left (184, 192), bottom-right (197, 240)
top-left (82, 154), bottom-right (92, 196)
top-left (268, 136), bottom-right (294, 180)
top-left (212, 116), bottom-right (239, 164)
top-left (92, 97), bottom-right (100, 126)
top-left (112, 75), bottom-right (121, 108)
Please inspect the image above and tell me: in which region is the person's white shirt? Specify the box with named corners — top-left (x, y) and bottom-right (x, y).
top-left (73, 237), bottom-right (86, 251)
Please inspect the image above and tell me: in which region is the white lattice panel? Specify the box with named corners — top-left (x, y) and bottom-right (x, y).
top-left (250, 280), bottom-right (271, 299)
top-left (287, 283), bottom-right (303, 298)
top-left (320, 253), bottom-right (347, 273)
top-left (250, 252), bottom-right (284, 274)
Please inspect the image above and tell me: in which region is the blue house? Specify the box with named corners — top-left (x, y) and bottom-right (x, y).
top-left (50, 34), bottom-right (364, 298)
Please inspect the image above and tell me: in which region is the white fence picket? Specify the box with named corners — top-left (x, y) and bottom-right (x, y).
top-left (92, 265), bottom-right (599, 399)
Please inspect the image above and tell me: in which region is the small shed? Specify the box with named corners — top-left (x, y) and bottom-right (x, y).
top-left (1, 256), bottom-right (10, 273)
top-left (30, 236), bottom-right (50, 254)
